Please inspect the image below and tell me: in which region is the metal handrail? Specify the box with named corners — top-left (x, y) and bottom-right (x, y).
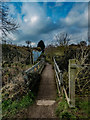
top-left (25, 58), bottom-right (45, 75)
top-left (53, 57), bottom-right (63, 93)
top-left (25, 61), bottom-right (41, 74)
top-left (54, 57), bottom-right (70, 105)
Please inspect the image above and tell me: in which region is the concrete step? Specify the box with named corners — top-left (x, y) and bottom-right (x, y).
top-left (36, 100), bottom-right (56, 106)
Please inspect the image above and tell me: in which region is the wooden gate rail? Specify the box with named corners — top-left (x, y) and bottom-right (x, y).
top-left (63, 86), bottom-right (70, 105)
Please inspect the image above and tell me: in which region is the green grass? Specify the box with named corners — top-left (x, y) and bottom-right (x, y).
top-left (45, 46), bottom-right (66, 65)
top-left (56, 96), bottom-right (89, 119)
top-left (56, 97), bottom-right (69, 117)
top-left (79, 100), bottom-right (88, 114)
top-left (2, 91), bottom-right (35, 118)
top-left (45, 46), bottom-right (65, 57)
top-left (56, 97), bottom-right (76, 119)
top-left (75, 97), bottom-right (89, 117)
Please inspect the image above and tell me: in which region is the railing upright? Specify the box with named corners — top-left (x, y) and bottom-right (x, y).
top-left (53, 57), bottom-right (63, 94)
top-left (54, 57), bottom-right (73, 107)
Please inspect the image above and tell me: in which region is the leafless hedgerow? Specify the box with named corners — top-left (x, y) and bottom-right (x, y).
top-left (55, 32), bottom-right (70, 46)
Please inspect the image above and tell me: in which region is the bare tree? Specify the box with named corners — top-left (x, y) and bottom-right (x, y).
top-left (80, 41), bottom-right (87, 46)
top-left (55, 32), bottom-right (70, 46)
top-left (0, 3), bottom-right (19, 42)
top-left (79, 42), bottom-right (89, 65)
top-left (76, 41), bottom-right (89, 65)
top-left (26, 41), bottom-right (31, 47)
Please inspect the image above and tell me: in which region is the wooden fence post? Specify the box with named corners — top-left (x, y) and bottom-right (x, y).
top-left (69, 59), bottom-right (77, 108)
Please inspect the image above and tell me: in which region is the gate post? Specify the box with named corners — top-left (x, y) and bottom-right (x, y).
top-left (69, 59), bottom-right (77, 108)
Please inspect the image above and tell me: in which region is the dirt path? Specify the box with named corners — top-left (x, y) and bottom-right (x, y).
top-left (16, 63), bottom-right (58, 118)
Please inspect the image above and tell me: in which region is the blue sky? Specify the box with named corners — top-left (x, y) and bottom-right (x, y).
top-left (5, 0), bottom-right (90, 2)
top-left (5, 2), bottom-right (88, 46)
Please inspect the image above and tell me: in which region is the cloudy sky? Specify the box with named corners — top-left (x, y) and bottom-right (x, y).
top-left (5, 1), bottom-right (88, 46)
top-left (4, 0), bottom-right (90, 2)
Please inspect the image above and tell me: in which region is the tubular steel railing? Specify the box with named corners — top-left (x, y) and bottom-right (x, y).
top-left (53, 57), bottom-right (63, 94)
top-left (53, 57), bottom-right (70, 106)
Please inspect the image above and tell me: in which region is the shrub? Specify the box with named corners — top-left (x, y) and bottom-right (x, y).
top-left (27, 72), bottom-right (41, 94)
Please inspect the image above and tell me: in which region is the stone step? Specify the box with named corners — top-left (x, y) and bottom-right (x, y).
top-left (36, 100), bottom-right (56, 106)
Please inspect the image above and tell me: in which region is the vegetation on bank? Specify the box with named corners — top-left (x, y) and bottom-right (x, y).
top-left (56, 95), bottom-right (89, 119)
top-left (2, 44), bottom-right (42, 118)
top-left (45, 44), bottom-right (90, 119)
top-left (2, 44), bottom-right (34, 65)
top-left (2, 91), bottom-right (34, 118)
top-left (1, 42), bottom-right (90, 119)
top-left (2, 44), bottom-right (43, 86)
top-left (2, 72), bottom-right (41, 118)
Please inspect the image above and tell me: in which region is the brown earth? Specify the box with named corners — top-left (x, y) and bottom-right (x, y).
top-left (15, 63), bottom-right (58, 119)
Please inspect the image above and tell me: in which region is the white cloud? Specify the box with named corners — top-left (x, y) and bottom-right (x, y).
top-left (6, 2), bottom-right (88, 46)
top-left (9, 4), bottom-right (16, 16)
top-left (31, 42), bottom-right (36, 46)
top-left (18, 3), bottom-right (48, 35)
top-left (8, 0), bottom-right (90, 2)
top-left (53, 2), bottom-right (88, 45)
top-left (30, 16), bottom-right (38, 24)
top-left (0, 30), bottom-right (2, 43)
top-left (8, 33), bottom-right (17, 41)
top-left (70, 30), bottom-right (88, 44)
top-left (61, 3), bottom-right (88, 28)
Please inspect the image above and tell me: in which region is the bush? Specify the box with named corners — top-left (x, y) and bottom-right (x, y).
top-left (61, 111), bottom-right (72, 119)
top-left (27, 72), bottom-right (41, 94)
top-left (55, 47), bottom-right (77, 71)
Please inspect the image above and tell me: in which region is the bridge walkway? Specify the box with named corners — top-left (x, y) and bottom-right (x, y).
top-left (16, 63), bottom-right (58, 118)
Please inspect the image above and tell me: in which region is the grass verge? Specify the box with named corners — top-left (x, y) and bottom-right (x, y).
top-left (56, 95), bottom-right (89, 119)
top-left (2, 91), bottom-right (35, 118)
top-left (56, 97), bottom-right (76, 119)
